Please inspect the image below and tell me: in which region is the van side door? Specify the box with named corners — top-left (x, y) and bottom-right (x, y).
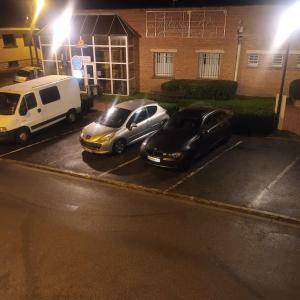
top-left (38, 86), bottom-right (64, 126)
top-left (18, 93), bottom-right (43, 132)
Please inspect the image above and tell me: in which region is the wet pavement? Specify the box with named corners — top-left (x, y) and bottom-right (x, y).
top-left (0, 161), bottom-right (299, 300)
top-left (0, 112), bottom-right (300, 220)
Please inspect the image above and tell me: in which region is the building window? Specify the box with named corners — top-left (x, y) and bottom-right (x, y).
top-left (199, 53), bottom-right (220, 79)
top-left (248, 54), bottom-right (259, 67)
top-left (296, 55), bottom-right (300, 68)
top-left (154, 52), bottom-right (174, 77)
top-left (272, 54), bottom-right (284, 67)
top-left (23, 34), bottom-right (32, 47)
top-left (8, 61), bottom-right (19, 68)
top-left (2, 34), bottom-right (17, 48)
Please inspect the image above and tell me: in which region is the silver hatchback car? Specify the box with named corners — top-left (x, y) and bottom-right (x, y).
top-left (80, 99), bottom-right (169, 154)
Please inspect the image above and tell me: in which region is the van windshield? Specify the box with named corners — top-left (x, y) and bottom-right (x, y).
top-left (16, 70), bottom-right (30, 77)
top-left (0, 92), bottom-right (20, 115)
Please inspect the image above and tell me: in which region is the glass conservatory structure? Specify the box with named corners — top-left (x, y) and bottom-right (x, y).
top-left (38, 14), bottom-right (138, 95)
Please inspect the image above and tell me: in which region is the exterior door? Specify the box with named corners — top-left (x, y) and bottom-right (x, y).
top-left (126, 108), bottom-right (149, 143)
top-left (83, 63), bottom-right (97, 88)
top-left (18, 93), bottom-right (43, 131)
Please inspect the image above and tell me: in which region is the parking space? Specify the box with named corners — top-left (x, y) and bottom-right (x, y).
top-left (1, 119), bottom-right (300, 219)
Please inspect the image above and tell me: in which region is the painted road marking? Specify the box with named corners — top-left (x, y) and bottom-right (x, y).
top-left (250, 156), bottom-right (300, 208)
top-left (99, 156), bottom-right (140, 177)
top-left (0, 127), bottom-right (83, 159)
top-left (164, 140), bottom-right (243, 193)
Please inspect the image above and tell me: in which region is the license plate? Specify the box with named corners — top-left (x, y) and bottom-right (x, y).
top-left (147, 155), bottom-right (160, 163)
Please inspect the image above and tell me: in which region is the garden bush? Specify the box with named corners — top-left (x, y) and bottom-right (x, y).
top-left (161, 79), bottom-right (238, 100)
top-left (289, 79), bottom-right (300, 100)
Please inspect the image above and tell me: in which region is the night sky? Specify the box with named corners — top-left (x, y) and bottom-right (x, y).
top-left (0, 0), bottom-right (295, 27)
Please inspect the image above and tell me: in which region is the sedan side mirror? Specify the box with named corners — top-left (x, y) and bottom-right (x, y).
top-left (129, 123), bottom-right (138, 130)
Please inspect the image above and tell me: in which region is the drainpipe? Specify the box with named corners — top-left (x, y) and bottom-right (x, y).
top-left (234, 25), bottom-right (244, 82)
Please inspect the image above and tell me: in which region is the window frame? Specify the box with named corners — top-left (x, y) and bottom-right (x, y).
top-left (272, 54), bottom-right (284, 68)
top-left (39, 86), bottom-right (61, 105)
top-left (154, 52), bottom-right (174, 78)
top-left (248, 54), bottom-right (259, 67)
top-left (198, 52), bottom-right (221, 79)
top-left (2, 34), bottom-right (17, 48)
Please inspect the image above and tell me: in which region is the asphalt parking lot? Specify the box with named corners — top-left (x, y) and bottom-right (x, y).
top-left (1, 110), bottom-right (300, 220)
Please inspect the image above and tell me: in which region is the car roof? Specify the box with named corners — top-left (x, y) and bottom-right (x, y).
top-left (116, 99), bottom-right (156, 111)
top-left (0, 75), bottom-right (72, 94)
top-left (19, 66), bottom-right (39, 71)
top-left (178, 107), bottom-right (216, 118)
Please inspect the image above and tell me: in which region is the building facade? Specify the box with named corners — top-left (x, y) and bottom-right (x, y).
top-left (39, 4), bottom-right (300, 97)
top-left (0, 28), bottom-right (39, 72)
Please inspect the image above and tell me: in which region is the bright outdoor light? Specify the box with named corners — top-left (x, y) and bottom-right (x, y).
top-left (273, 1), bottom-right (300, 48)
top-left (31, 0), bottom-right (45, 27)
top-left (52, 5), bottom-right (73, 51)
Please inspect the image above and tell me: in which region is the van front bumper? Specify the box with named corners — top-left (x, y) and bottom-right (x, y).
top-left (0, 129), bottom-right (17, 142)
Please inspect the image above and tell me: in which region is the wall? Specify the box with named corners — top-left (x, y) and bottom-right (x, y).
top-left (77, 5), bottom-right (300, 96)
top-left (0, 32), bottom-right (38, 72)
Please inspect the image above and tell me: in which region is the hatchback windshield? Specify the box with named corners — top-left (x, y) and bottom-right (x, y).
top-left (165, 113), bottom-right (202, 131)
top-left (0, 92), bottom-right (20, 115)
top-left (16, 70), bottom-right (30, 77)
top-left (97, 107), bottom-right (131, 128)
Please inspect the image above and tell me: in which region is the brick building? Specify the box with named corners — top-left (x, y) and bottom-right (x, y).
top-left (39, 4), bottom-right (300, 97)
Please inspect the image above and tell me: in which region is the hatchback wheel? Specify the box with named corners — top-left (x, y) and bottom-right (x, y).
top-left (113, 139), bottom-right (126, 155)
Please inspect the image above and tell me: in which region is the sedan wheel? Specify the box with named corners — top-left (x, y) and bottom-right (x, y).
top-left (113, 139), bottom-right (126, 155)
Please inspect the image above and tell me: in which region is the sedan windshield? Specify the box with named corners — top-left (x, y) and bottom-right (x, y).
top-left (0, 92), bottom-right (20, 115)
top-left (165, 113), bottom-right (202, 131)
top-left (97, 107), bottom-right (131, 128)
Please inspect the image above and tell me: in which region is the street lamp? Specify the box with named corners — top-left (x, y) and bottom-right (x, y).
top-left (29, 0), bottom-right (45, 66)
top-left (273, 1), bottom-right (300, 126)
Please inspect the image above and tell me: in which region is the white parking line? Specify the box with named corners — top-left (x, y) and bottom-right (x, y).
top-left (0, 127), bottom-right (82, 159)
top-left (164, 140), bottom-right (243, 193)
top-left (99, 156), bottom-right (140, 177)
top-left (250, 156), bottom-right (300, 208)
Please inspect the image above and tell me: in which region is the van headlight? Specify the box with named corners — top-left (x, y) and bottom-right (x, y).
top-left (0, 127), bottom-right (7, 133)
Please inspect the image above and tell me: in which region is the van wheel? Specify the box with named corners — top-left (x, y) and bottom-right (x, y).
top-left (16, 127), bottom-right (30, 144)
top-left (112, 139), bottom-right (126, 155)
top-left (66, 109), bottom-right (77, 124)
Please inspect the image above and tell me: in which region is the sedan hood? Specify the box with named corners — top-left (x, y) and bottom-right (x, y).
top-left (82, 122), bottom-right (117, 140)
top-left (146, 129), bottom-right (196, 153)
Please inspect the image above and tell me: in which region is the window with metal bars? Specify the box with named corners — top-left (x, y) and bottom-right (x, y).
top-left (248, 54), bottom-right (259, 67)
top-left (154, 52), bottom-right (174, 77)
top-left (199, 53), bottom-right (220, 79)
top-left (272, 54), bottom-right (283, 67)
top-left (296, 55), bottom-right (300, 68)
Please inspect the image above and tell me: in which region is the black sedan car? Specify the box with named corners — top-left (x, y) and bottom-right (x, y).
top-left (140, 107), bottom-right (233, 169)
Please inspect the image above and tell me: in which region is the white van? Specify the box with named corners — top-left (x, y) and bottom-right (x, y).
top-left (0, 75), bottom-right (81, 143)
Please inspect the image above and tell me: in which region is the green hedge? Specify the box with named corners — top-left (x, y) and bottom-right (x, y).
top-left (161, 79), bottom-right (238, 100)
top-left (289, 79), bottom-right (300, 100)
top-left (231, 113), bottom-right (275, 135)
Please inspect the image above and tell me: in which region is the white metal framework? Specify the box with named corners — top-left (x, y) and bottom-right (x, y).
top-left (146, 10), bottom-right (227, 38)
top-left (199, 53), bottom-right (221, 79)
top-left (154, 52), bottom-right (174, 77)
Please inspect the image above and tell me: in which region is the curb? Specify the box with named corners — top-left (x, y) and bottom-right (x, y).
top-left (2, 158), bottom-right (300, 228)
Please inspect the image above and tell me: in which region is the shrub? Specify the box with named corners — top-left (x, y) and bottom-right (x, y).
top-left (161, 79), bottom-right (238, 100)
top-left (231, 113), bottom-right (275, 135)
top-left (289, 79), bottom-right (300, 100)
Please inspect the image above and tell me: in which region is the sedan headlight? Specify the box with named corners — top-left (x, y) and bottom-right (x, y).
top-left (0, 127), bottom-right (7, 133)
top-left (100, 133), bottom-right (114, 142)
